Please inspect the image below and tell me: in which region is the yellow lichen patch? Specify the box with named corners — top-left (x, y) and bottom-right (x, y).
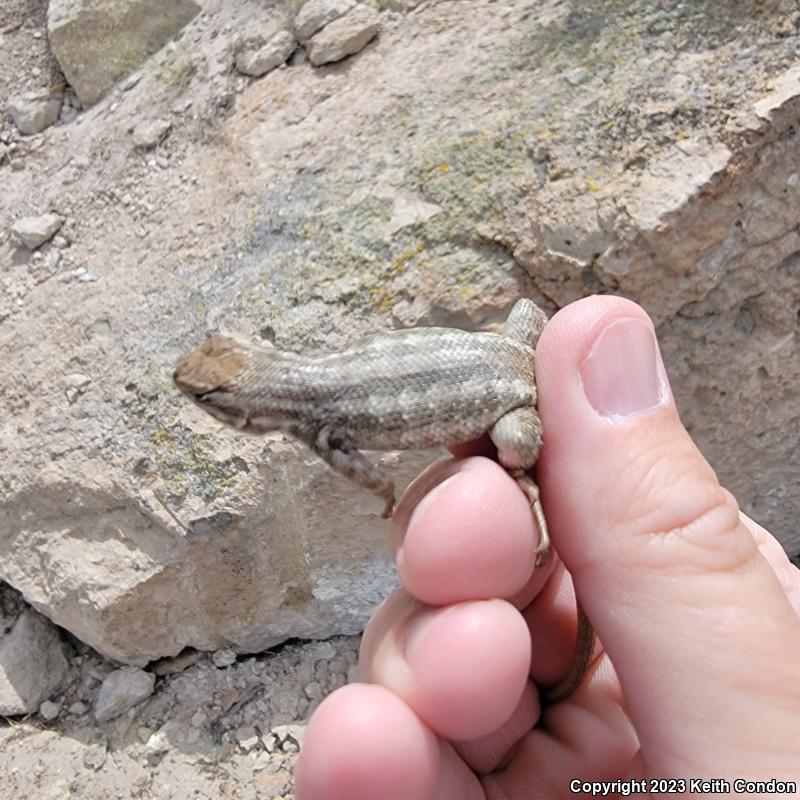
top-left (149, 428), bottom-right (174, 445)
top-left (157, 56), bottom-right (195, 91)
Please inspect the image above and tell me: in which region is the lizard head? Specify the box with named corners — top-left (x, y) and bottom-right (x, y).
top-left (173, 335), bottom-right (251, 429)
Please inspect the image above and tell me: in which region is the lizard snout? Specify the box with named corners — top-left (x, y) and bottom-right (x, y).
top-left (173, 336), bottom-right (247, 397)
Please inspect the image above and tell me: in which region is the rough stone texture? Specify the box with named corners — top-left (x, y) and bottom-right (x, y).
top-left (0, 609), bottom-right (71, 715)
top-left (0, 635), bottom-right (358, 799)
top-left (234, 30), bottom-right (297, 77)
top-left (131, 117), bottom-right (172, 149)
top-left (294, 0), bottom-right (355, 41)
top-left (0, 0), bottom-right (798, 669)
top-left (94, 666), bottom-right (155, 722)
top-left (47, 0), bottom-right (201, 106)
top-left (306, 4), bottom-right (381, 66)
top-left (7, 90), bottom-right (64, 135)
top-left (39, 698), bottom-right (62, 720)
top-left (11, 213), bottom-right (62, 249)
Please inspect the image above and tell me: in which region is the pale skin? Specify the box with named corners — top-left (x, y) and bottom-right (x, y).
top-left (293, 296), bottom-right (800, 799)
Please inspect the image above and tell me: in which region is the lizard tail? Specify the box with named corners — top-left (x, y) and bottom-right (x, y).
top-left (541, 601), bottom-right (596, 705)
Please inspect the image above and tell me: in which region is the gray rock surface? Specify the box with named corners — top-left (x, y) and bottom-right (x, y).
top-left (1, 635), bottom-right (357, 799)
top-left (7, 91), bottom-right (64, 135)
top-left (0, 0), bottom-right (798, 670)
top-left (235, 30), bottom-right (297, 77)
top-left (0, 609), bottom-right (71, 715)
top-left (306, 4), bottom-right (381, 66)
top-left (131, 117), bottom-right (172, 149)
top-left (11, 213), bottom-right (62, 249)
top-left (294, 0), bottom-right (356, 40)
top-left (212, 648), bottom-right (237, 668)
top-left (94, 666), bottom-right (155, 722)
top-left (39, 699), bottom-right (62, 720)
top-left (47, 0), bottom-right (201, 106)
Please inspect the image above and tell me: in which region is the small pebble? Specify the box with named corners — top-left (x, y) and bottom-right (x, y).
top-left (212, 648), bottom-right (237, 668)
top-left (39, 699), bottom-right (61, 720)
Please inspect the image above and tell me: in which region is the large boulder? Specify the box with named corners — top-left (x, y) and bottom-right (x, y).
top-left (48, 0), bottom-right (201, 106)
top-left (0, 1), bottom-right (798, 665)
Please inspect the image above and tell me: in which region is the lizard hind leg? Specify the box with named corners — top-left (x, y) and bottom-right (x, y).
top-left (490, 406), bottom-right (548, 565)
top-left (510, 470), bottom-right (550, 567)
top-left (313, 426), bottom-right (396, 518)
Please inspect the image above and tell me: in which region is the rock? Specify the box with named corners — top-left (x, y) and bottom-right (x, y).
top-left (7, 91), bottom-right (64, 135)
top-left (1, 1), bottom-right (799, 675)
top-left (306, 4), bottom-right (381, 66)
top-left (94, 666), bottom-right (155, 722)
top-left (39, 699), bottom-right (62, 720)
top-left (0, 609), bottom-right (71, 715)
top-left (272, 723), bottom-right (304, 753)
top-left (64, 373), bottom-right (91, 390)
top-left (235, 30), bottom-right (297, 77)
top-left (68, 700), bottom-right (89, 715)
top-left (58, 268), bottom-right (94, 283)
top-left (82, 739), bottom-right (108, 770)
top-left (123, 73), bottom-right (142, 91)
top-left (47, 0), bottom-right (201, 106)
top-left (235, 725), bottom-right (260, 752)
top-left (294, 0), bottom-right (355, 40)
top-left (211, 648), bottom-right (236, 668)
top-left (143, 729), bottom-right (170, 763)
top-left (132, 118), bottom-right (172, 149)
top-left (64, 373), bottom-right (91, 403)
top-left (11, 213), bottom-right (62, 250)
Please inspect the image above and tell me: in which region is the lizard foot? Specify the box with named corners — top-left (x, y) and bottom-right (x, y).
top-left (509, 470), bottom-right (550, 566)
top-left (381, 495), bottom-right (397, 519)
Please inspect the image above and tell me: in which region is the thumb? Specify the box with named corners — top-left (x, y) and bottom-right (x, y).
top-left (536, 295), bottom-right (800, 776)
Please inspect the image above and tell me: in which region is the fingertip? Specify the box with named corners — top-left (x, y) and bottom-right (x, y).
top-left (395, 457), bottom-right (536, 604)
top-left (294, 684), bottom-right (440, 800)
top-left (400, 600), bottom-right (531, 741)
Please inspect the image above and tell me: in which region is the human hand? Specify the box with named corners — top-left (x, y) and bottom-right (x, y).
top-left (294, 295), bottom-right (800, 799)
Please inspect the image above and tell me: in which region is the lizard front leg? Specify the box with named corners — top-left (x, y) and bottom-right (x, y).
top-left (312, 425), bottom-right (396, 518)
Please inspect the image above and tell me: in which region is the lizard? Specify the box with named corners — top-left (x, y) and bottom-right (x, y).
top-left (173, 298), bottom-right (594, 704)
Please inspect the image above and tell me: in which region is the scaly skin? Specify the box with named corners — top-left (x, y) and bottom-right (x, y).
top-left (173, 299), bottom-right (594, 703)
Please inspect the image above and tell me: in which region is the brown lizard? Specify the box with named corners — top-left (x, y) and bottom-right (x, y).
top-left (173, 298), bottom-right (595, 704)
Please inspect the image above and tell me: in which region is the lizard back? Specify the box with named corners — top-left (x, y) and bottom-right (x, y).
top-left (206, 327), bottom-right (537, 450)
